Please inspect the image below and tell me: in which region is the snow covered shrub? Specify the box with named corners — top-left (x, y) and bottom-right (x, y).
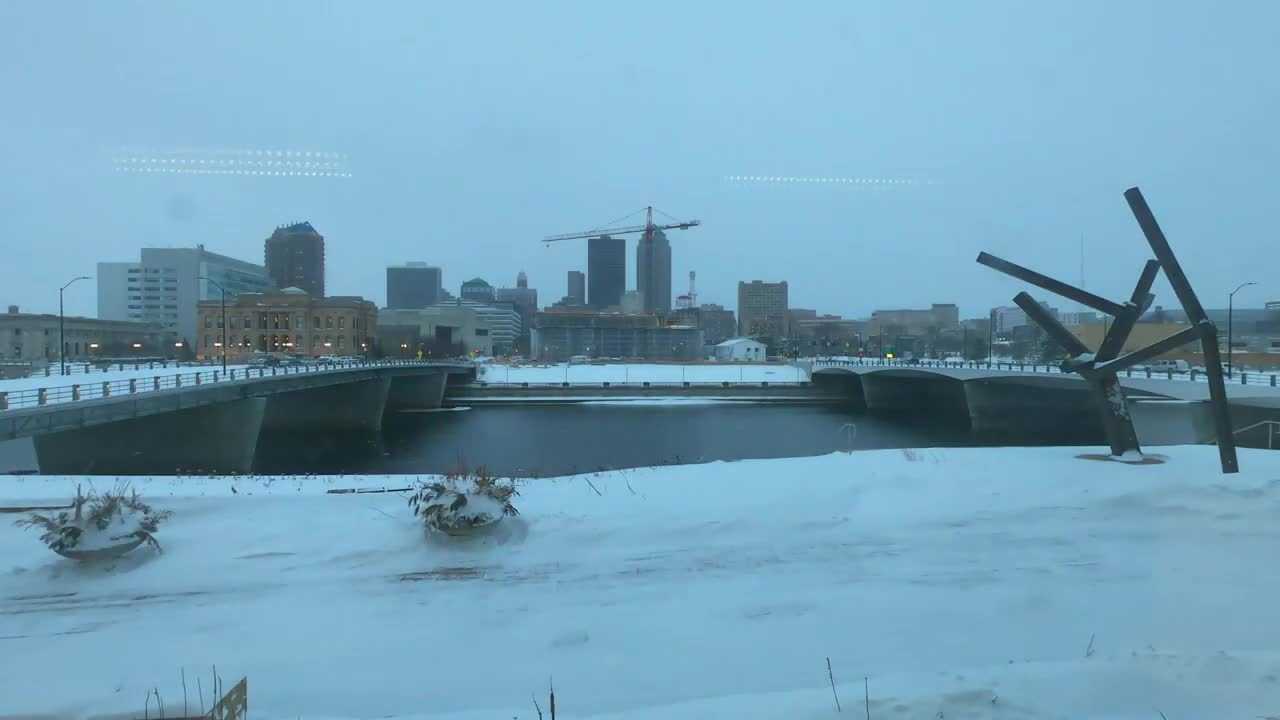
top-left (14, 486), bottom-right (173, 559)
top-left (408, 467), bottom-right (519, 536)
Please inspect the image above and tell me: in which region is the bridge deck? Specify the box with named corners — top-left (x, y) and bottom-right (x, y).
top-left (1, 361), bottom-right (471, 441)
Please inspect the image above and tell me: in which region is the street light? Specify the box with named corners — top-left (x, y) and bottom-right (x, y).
top-left (59, 275), bottom-right (91, 375)
top-left (198, 276), bottom-right (228, 372)
top-left (1227, 281), bottom-right (1257, 378)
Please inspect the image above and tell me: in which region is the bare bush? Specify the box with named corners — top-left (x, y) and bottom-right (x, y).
top-left (14, 485), bottom-right (173, 556)
top-left (408, 467), bottom-right (519, 535)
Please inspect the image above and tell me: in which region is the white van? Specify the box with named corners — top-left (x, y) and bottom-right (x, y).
top-left (1149, 359), bottom-right (1190, 373)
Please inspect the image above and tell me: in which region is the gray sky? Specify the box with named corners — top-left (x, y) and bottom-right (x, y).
top-left (3, 1), bottom-right (1277, 319)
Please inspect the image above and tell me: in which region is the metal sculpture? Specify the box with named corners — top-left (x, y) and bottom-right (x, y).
top-left (977, 186), bottom-right (1238, 473)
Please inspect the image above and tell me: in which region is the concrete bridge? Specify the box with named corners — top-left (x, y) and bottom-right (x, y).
top-left (446, 380), bottom-right (843, 404)
top-left (0, 360), bottom-right (473, 474)
top-left (806, 358), bottom-right (1280, 448)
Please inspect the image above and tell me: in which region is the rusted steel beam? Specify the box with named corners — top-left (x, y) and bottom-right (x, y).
top-left (1013, 291), bottom-right (1091, 357)
top-left (977, 252), bottom-right (1126, 317)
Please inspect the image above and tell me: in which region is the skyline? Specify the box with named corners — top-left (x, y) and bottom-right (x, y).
top-left (3, 2), bottom-right (1278, 319)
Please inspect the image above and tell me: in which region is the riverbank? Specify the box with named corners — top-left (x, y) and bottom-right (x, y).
top-left (3, 446), bottom-right (1279, 718)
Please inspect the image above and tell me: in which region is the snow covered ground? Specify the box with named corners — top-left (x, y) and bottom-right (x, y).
top-left (3, 446), bottom-right (1280, 718)
top-left (479, 361), bottom-right (808, 384)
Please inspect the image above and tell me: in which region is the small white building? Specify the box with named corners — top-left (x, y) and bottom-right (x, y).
top-left (715, 337), bottom-right (766, 361)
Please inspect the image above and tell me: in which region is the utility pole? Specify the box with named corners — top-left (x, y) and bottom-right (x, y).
top-left (59, 276), bottom-right (91, 376)
top-left (1227, 281), bottom-right (1256, 378)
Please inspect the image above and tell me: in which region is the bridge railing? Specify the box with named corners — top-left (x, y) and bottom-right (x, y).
top-left (28, 359), bottom-right (223, 378)
top-left (469, 380), bottom-right (812, 389)
top-left (0, 359), bottom-right (451, 412)
top-left (808, 357), bottom-right (1280, 388)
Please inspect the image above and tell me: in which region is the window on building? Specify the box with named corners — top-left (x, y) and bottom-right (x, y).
top-left (127, 268), bottom-right (141, 274)
top-left (204, 335), bottom-right (210, 348)
top-left (475, 328), bottom-right (489, 336)
top-left (312, 315), bottom-right (320, 329)
top-left (204, 316), bottom-right (212, 328)
top-left (326, 316), bottom-right (333, 329)
top-left (338, 316), bottom-right (345, 330)
top-left (337, 336), bottom-right (345, 349)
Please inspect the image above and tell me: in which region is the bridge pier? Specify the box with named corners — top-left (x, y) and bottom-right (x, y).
top-left (32, 398), bottom-right (266, 474)
top-left (810, 372), bottom-right (865, 409)
top-left (260, 377), bottom-right (392, 433)
top-left (386, 372), bottom-right (447, 411)
top-left (963, 377), bottom-right (1104, 443)
top-left (859, 372), bottom-right (969, 420)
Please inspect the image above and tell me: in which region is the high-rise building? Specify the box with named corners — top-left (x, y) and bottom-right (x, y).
top-left (737, 280), bottom-right (789, 339)
top-left (621, 290), bottom-right (645, 314)
top-left (386, 262), bottom-right (442, 309)
top-left (98, 245), bottom-right (271, 347)
top-left (567, 270), bottom-right (586, 306)
top-left (460, 278), bottom-right (496, 303)
top-left (496, 271), bottom-right (538, 350)
top-left (587, 235), bottom-right (625, 309)
top-left (264, 221), bottom-right (325, 297)
top-left (636, 228), bottom-right (672, 313)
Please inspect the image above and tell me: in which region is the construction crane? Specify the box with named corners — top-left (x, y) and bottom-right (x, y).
top-left (542, 206), bottom-right (700, 244)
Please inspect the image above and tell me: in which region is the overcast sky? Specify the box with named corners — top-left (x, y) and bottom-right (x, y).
top-left (2, 1), bottom-right (1277, 319)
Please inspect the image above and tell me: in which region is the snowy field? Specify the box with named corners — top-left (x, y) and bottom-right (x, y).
top-left (3, 447), bottom-right (1280, 718)
top-left (479, 361), bottom-right (808, 384)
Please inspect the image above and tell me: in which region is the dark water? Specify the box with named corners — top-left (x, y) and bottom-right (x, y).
top-left (252, 402), bottom-right (980, 477)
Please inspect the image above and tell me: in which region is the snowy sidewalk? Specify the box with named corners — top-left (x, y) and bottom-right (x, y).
top-left (2, 447), bottom-right (1280, 718)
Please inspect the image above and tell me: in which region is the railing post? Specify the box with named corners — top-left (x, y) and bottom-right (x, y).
top-left (214, 371), bottom-right (220, 382)
top-left (1271, 375), bottom-right (1276, 387)
top-left (1167, 370), bottom-right (1173, 380)
top-left (102, 381), bottom-right (110, 398)
top-left (129, 379), bottom-right (137, 394)
top-left (195, 373), bottom-right (201, 385)
top-left (38, 388), bottom-right (47, 405)
top-left (175, 374), bottom-right (181, 388)
top-left (1242, 372), bottom-right (1248, 385)
top-left (44, 367), bottom-right (50, 377)
top-left (0, 392), bottom-right (7, 410)
top-left (72, 384), bottom-right (80, 401)
top-left (153, 377), bottom-right (160, 391)
top-left (271, 367), bottom-right (277, 376)
top-left (230, 369), bottom-right (236, 380)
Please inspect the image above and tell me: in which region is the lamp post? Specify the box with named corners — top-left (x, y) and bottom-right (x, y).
top-left (59, 275), bottom-right (91, 376)
top-left (1227, 281), bottom-right (1257, 378)
top-left (198, 276), bottom-right (228, 373)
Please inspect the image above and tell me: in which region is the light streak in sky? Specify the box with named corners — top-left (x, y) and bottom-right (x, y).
top-left (112, 148), bottom-right (352, 178)
top-left (723, 175), bottom-right (933, 186)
